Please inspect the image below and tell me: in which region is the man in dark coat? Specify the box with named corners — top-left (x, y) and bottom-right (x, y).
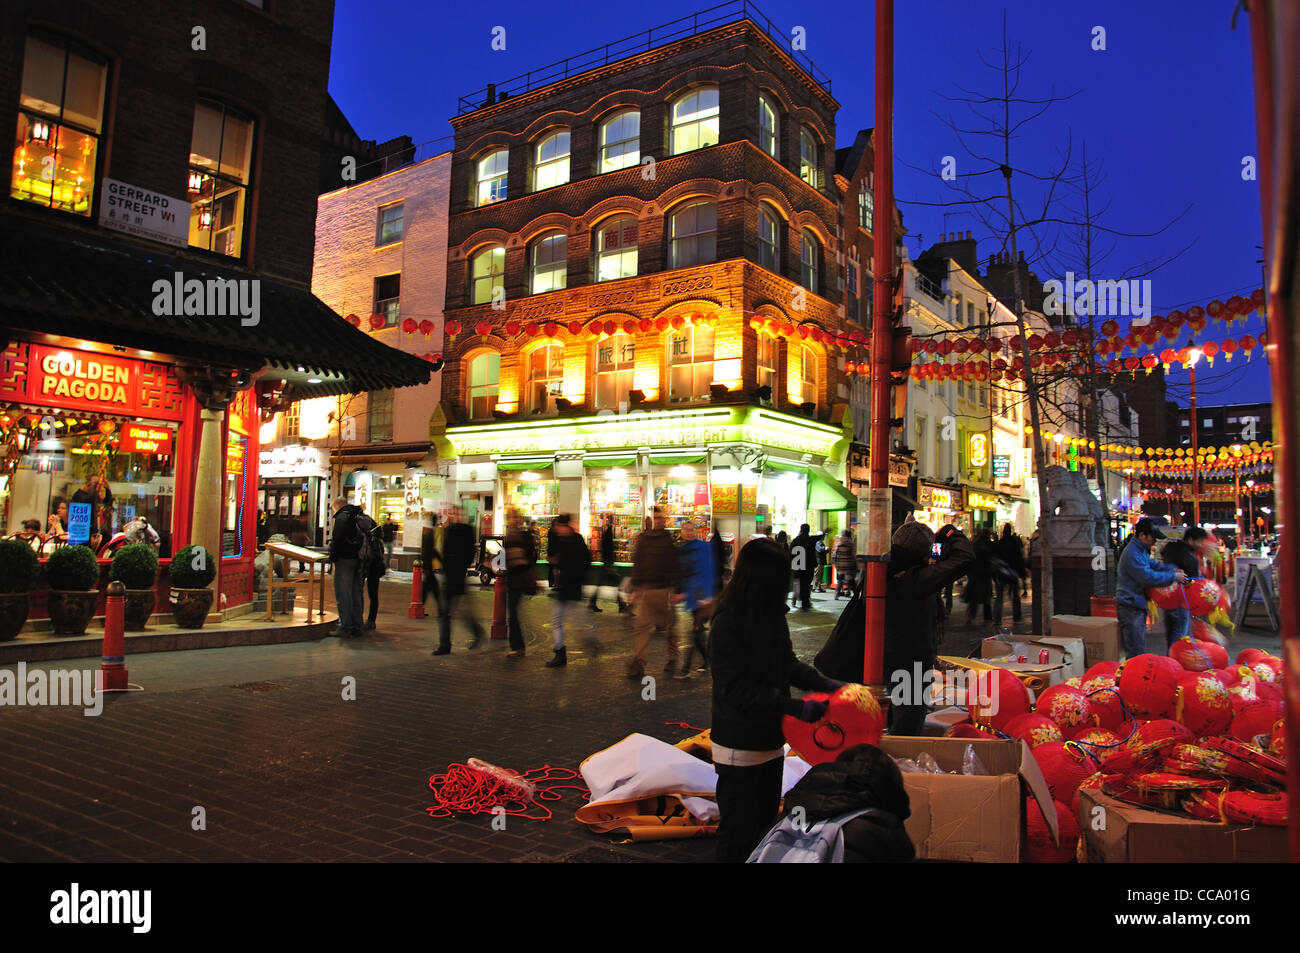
top-left (433, 507), bottom-right (482, 655)
top-left (545, 515), bottom-right (590, 667)
top-left (328, 496), bottom-right (367, 639)
top-left (995, 524), bottom-right (1026, 623)
top-left (775, 743), bottom-right (915, 862)
top-left (886, 522), bottom-right (974, 736)
top-left (964, 530), bottom-right (994, 624)
top-left (789, 524), bottom-right (820, 611)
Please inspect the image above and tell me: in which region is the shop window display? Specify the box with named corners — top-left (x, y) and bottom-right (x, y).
top-left (587, 469), bottom-right (642, 563)
top-left (503, 476), bottom-right (557, 558)
top-left (653, 473), bottom-right (711, 533)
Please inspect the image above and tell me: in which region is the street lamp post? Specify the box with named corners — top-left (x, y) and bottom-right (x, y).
top-left (1165, 486), bottom-right (1173, 522)
top-left (1186, 344), bottom-right (1203, 526)
top-left (1246, 479), bottom-right (1256, 544)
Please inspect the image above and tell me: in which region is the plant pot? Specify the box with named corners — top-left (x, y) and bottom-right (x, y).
top-left (171, 587), bottom-right (214, 629)
top-left (0, 592), bottom-right (30, 642)
top-left (47, 589), bottom-right (99, 636)
top-left (123, 589), bottom-right (156, 631)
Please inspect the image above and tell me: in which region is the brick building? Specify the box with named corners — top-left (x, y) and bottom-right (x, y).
top-left (432, 8), bottom-right (864, 554)
top-left (0, 0), bottom-right (427, 623)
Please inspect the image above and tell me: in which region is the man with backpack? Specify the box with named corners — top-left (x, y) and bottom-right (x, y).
top-left (363, 510), bottom-right (387, 631)
top-left (328, 496), bottom-right (372, 639)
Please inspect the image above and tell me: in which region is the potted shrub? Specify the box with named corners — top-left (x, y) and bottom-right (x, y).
top-left (0, 539), bottom-right (40, 641)
top-left (169, 544), bottom-right (216, 628)
top-left (45, 544), bottom-right (102, 635)
top-left (110, 543), bottom-right (159, 631)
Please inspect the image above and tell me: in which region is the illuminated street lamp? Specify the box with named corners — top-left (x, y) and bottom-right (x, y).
top-left (1165, 486), bottom-right (1173, 522)
top-left (1246, 479), bottom-right (1256, 542)
top-left (1184, 344), bottom-right (1203, 525)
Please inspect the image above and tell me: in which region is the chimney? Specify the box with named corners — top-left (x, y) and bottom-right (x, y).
top-left (965, 230), bottom-right (972, 240)
top-left (484, 83), bottom-right (496, 108)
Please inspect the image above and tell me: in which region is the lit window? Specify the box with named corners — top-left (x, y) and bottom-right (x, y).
top-left (669, 323), bottom-right (715, 403)
top-left (800, 230), bottom-right (819, 292)
top-left (670, 201), bottom-right (716, 269)
top-left (527, 344), bottom-right (564, 415)
top-left (368, 390), bottom-right (393, 442)
top-left (954, 293), bottom-right (964, 326)
top-left (596, 216), bottom-right (638, 281)
top-left (12, 35), bottom-right (107, 217)
top-left (758, 94), bottom-right (778, 157)
top-left (595, 333), bottom-right (636, 409)
top-left (470, 245), bottom-right (505, 305)
top-left (670, 87), bottom-right (719, 155)
top-left (846, 262), bottom-right (859, 322)
top-left (475, 148), bottom-right (508, 206)
top-left (800, 129), bottom-right (818, 186)
top-left (758, 207), bottom-right (780, 271)
top-left (468, 353), bottom-right (500, 419)
top-left (529, 232), bottom-right (567, 294)
top-left (373, 273), bottom-right (400, 327)
top-left (858, 182), bottom-right (873, 230)
top-left (757, 332), bottom-right (777, 391)
top-left (599, 111), bottom-right (640, 172)
top-left (376, 203), bottom-right (403, 246)
top-left (796, 345), bottom-right (818, 406)
top-left (188, 99), bottom-right (254, 257)
top-left (532, 130), bottom-right (570, 191)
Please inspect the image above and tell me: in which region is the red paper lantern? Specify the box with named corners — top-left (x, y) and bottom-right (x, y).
top-left (1175, 671), bottom-right (1232, 735)
top-left (1027, 333), bottom-right (1043, 350)
top-left (1240, 333), bottom-right (1258, 355)
top-left (1170, 637), bottom-right (1215, 672)
top-left (1220, 338), bottom-right (1238, 360)
top-left (603, 319), bottom-right (617, 335)
top-left (939, 339), bottom-right (953, 355)
top-left (419, 319), bottom-right (435, 336)
top-left (345, 313), bottom-right (361, 327)
top-left (1082, 676), bottom-right (1125, 731)
top-left (1159, 348), bottom-right (1177, 364)
top-left (445, 320), bottom-right (462, 337)
top-left (1032, 741), bottom-right (1098, 803)
top-left (1003, 713), bottom-right (1063, 749)
top-left (1207, 299), bottom-right (1224, 318)
top-left (1037, 685), bottom-right (1095, 730)
top-left (1123, 356), bottom-right (1139, 371)
top-left (1141, 328), bottom-right (1159, 345)
top-left (969, 338), bottom-right (985, 354)
top-left (624, 319), bottom-right (638, 335)
top-left (369, 313), bottom-right (386, 330)
top-left (1141, 354), bottom-right (1158, 370)
top-left (401, 318), bottom-right (417, 334)
top-left (671, 315), bottom-right (685, 330)
top-left (1062, 329), bottom-right (1079, 346)
top-left (1044, 331), bottom-right (1060, 349)
top-left (1095, 340), bottom-right (1111, 356)
top-left (969, 668), bottom-right (1033, 731)
top-left (1183, 578), bottom-right (1223, 616)
top-left (1162, 323), bottom-right (1180, 340)
top-left (781, 684), bottom-right (884, 766)
top-left (1118, 654), bottom-right (1179, 718)
top-left (924, 339), bottom-right (939, 354)
top-left (987, 338), bottom-right (1003, 353)
top-left (1230, 699), bottom-right (1283, 743)
top-left (1100, 319), bottom-right (1120, 337)
top-left (474, 320), bottom-right (492, 337)
top-left (1226, 294), bottom-right (1245, 316)
top-left (543, 322), bottom-right (560, 337)
top-left (639, 318), bottom-right (653, 332)
top-left (523, 321), bottom-right (539, 337)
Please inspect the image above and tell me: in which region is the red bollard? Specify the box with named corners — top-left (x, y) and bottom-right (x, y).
top-left (409, 558), bottom-right (426, 619)
top-left (100, 581), bottom-right (129, 692)
top-left (491, 574), bottom-right (507, 639)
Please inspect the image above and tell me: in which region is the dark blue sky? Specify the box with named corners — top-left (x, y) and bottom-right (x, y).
top-left (328, 0), bottom-right (1268, 408)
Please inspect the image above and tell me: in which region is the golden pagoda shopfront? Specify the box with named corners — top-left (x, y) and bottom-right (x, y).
top-left (439, 405), bottom-right (854, 561)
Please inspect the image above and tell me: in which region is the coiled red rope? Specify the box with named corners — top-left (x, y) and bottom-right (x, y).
top-left (426, 762), bottom-right (590, 821)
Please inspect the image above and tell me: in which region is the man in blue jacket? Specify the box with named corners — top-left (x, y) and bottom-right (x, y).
top-left (1116, 518), bottom-right (1187, 657)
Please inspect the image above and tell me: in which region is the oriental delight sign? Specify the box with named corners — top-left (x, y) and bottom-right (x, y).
top-left (2, 343), bottom-right (186, 422)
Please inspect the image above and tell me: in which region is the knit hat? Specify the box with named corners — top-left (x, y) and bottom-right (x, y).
top-left (891, 520), bottom-right (935, 561)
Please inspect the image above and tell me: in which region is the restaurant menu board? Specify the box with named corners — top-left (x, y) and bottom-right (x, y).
top-left (712, 485), bottom-right (739, 516)
top-left (740, 485), bottom-right (758, 515)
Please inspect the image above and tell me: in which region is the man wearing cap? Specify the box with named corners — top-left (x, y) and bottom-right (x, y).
top-left (1116, 518), bottom-right (1188, 657)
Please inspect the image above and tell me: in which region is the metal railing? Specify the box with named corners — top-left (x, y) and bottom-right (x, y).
top-left (457, 0), bottom-right (832, 115)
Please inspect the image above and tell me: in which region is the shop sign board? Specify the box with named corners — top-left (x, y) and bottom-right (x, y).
top-left (11, 344), bottom-right (186, 422)
top-left (966, 489), bottom-right (999, 511)
top-left (969, 433), bottom-right (989, 468)
top-left (67, 502), bottom-right (92, 545)
top-left (918, 484), bottom-right (957, 511)
top-left (98, 178), bottom-right (189, 248)
top-left (740, 485), bottom-right (757, 515)
top-left (122, 423), bottom-right (172, 455)
top-left (889, 457), bottom-right (911, 488)
top-left (259, 445), bottom-right (330, 479)
top-left (712, 485), bottom-right (739, 515)
top-left (419, 475), bottom-right (446, 498)
top-left (992, 455), bottom-right (1011, 479)
top-left (226, 435), bottom-right (245, 475)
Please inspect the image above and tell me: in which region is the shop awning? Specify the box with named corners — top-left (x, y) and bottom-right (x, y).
top-left (762, 458), bottom-right (807, 474)
top-left (0, 217), bottom-right (432, 399)
top-left (582, 456), bottom-right (637, 468)
top-left (807, 466), bottom-right (857, 510)
top-left (648, 453), bottom-right (707, 465)
top-left (497, 461), bottom-right (554, 472)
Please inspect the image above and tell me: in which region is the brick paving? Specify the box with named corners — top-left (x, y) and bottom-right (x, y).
top-left (1, 575), bottom-right (1279, 863)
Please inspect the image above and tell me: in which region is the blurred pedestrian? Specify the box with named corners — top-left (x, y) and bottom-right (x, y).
top-left (790, 524), bottom-right (818, 611)
top-left (964, 531), bottom-right (994, 624)
top-left (546, 515), bottom-right (590, 667)
top-left (433, 506), bottom-right (482, 655)
top-left (676, 520), bottom-right (716, 676)
top-left (504, 509), bottom-right (538, 657)
top-left (832, 529), bottom-right (857, 598)
top-left (627, 506), bottom-right (681, 678)
top-left (420, 514), bottom-right (442, 615)
top-left (710, 521), bottom-right (730, 591)
top-left (589, 514), bottom-right (628, 613)
top-left (363, 513), bottom-right (387, 631)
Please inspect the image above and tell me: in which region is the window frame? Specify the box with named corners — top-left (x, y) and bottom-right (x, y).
top-left (599, 110), bottom-right (640, 173)
top-left (797, 344), bottom-right (818, 406)
top-left (367, 389), bottom-right (394, 443)
top-left (525, 343), bottom-right (565, 416)
top-left (595, 215), bottom-right (638, 282)
top-left (528, 231), bottom-right (568, 295)
top-left (469, 245), bottom-right (505, 305)
top-left (188, 97), bottom-right (255, 258)
top-left (800, 230), bottom-right (819, 293)
top-left (594, 332), bottom-right (637, 410)
top-left (758, 93), bottom-right (778, 157)
top-left (669, 200), bottom-right (717, 270)
top-left (468, 352), bottom-right (501, 420)
top-left (757, 206), bottom-right (780, 272)
top-left (372, 273), bottom-right (400, 328)
top-left (375, 202), bottom-right (404, 246)
top-left (669, 86), bottom-right (720, 156)
top-left (799, 128), bottom-right (819, 186)
top-left (668, 322), bottom-right (716, 404)
top-left (475, 147), bottom-right (509, 207)
top-left (532, 129), bottom-right (571, 192)
top-left (756, 330), bottom-right (778, 391)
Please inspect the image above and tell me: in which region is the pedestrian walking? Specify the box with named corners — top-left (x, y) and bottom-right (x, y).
top-left (544, 519), bottom-right (561, 589)
top-left (1116, 518), bottom-right (1187, 657)
top-left (710, 521), bottom-right (730, 591)
top-left (832, 529), bottom-right (857, 598)
top-left (545, 515), bottom-right (590, 667)
top-left (790, 524), bottom-right (819, 611)
top-left (710, 536), bottom-right (843, 862)
top-left (328, 497), bottom-right (370, 639)
top-left (885, 522), bottom-right (974, 735)
top-left (814, 533), bottom-right (829, 592)
top-left (676, 520), bottom-right (716, 676)
top-left (380, 513), bottom-right (398, 565)
top-left (504, 510), bottom-right (538, 657)
top-left (1159, 526), bottom-right (1216, 653)
top-left (964, 531), bottom-right (995, 624)
top-left (420, 514), bottom-right (442, 615)
top-left (363, 514), bottom-right (387, 631)
top-left (994, 524), bottom-right (1025, 623)
top-left (433, 506), bottom-right (483, 655)
top-left (589, 515), bottom-right (628, 613)
top-left (627, 506), bottom-right (682, 679)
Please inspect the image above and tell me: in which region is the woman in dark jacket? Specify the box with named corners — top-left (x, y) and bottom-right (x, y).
top-left (711, 537), bottom-right (841, 863)
top-left (778, 743), bottom-right (915, 862)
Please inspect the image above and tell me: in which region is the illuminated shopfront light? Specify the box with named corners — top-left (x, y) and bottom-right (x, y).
top-left (520, 471), bottom-right (541, 481)
top-left (670, 465), bottom-right (695, 479)
top-left (606, 468), bottom-right (627, 480)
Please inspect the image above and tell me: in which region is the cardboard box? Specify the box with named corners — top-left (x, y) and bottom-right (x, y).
top-left (978, 635), bottom-right (1086, 688)
top-left (1051, 614), bottom-right (1120, 667)
top-left (1079, 790), bottom-right (1288, 862)
top-left (880, 736), bottom-right (1055, 863)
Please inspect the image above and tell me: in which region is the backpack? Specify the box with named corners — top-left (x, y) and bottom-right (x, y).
top-left (747, 807), bottom-right (880, 863)
top-left (353, 511), bottom-right (376, 566)
top-left (367, 521), bottom-right (387, 575)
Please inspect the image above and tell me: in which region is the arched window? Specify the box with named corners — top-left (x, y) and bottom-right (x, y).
top-left (757, 206), bottom-right (780, 272)
top-left (669, 322), bottom-right (715, 403)
top-left (469, 245), bottom-right (505, 305)
top-left (799, 129), bottom-right (818, 186)
top-left (670, 86), bottom-right (719, 155)
top-left (669, 201), bottom-right (716, 269)
top-left (758, 93), bottom-right (778, 157)
top-left (594, 333), bottom-right (636, 410)
top-left (595, 215), bottom-right (638, 281)
top-left (795, 344), bottom-right (818, 406)
top-left (532, 130), bottom-right (570, 191)
top-left (468, 352), bottom-right (500, 419)
top-left (800, 230), bottom-right (819, 293)
top-left (526, 344), bottom-right (564, 415)
top-left (599, 110), bottom-right (640, 172)
top-left (475, 148), bottom-right (508, 206)
top-left (756, 331), bottom-right (778, 391)
top-left (529, 231), bottom-right (567, 294)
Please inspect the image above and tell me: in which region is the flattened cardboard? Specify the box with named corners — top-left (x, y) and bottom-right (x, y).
top-left (881, 736), bottom-right (1056, 863)
top-left (1051, 614), bottom-right (1121, 666)
top-left (1079, 790), bottom-right (1288, 863)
